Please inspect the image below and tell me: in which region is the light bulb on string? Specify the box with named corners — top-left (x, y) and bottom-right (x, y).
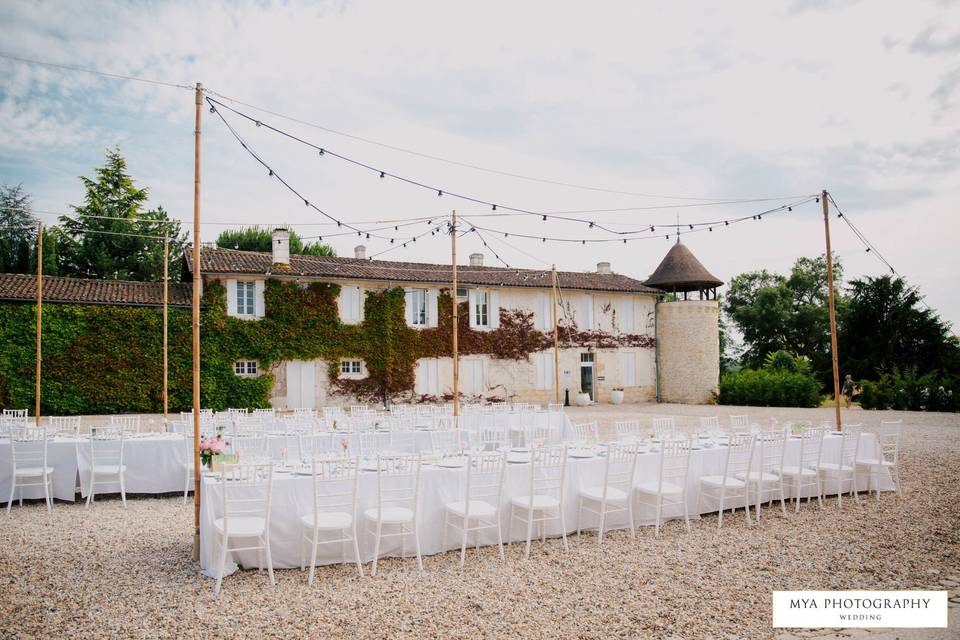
top-left (319, 149), bottom-right (324, 156)
top-left (437, 190), bottom-right (443, 197)
top-left (788, 207), bottom-right (792, 212)
top-left (209, 105), bottom-right (215, 114)
top-left (688, 224), bottom-right (693, 230)
top-left (255, 121), bottom-right (261, 127)
top-left (304, 200), bottom-right (309, 207)
top-left (542, 215), bottom-right (547, 221)
top-left (725, 221), bottom-right (729, 226)
top-left (379, 171), bottom-right (385, 179)
top-left (492, 205), bottom-right (497, 211)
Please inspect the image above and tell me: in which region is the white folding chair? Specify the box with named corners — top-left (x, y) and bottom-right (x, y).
top-left (779, 426), bottom-right (826, 512)
top-left (547, 403), bottom-right (563, 413)
top-left (213, 462), bottom-right (275, 596)
top-left (300, 456), bottom-right (362, 582)
top-left (230, 435), bottom-right (269, 461)
top-left (817, 424), bottom-right (862, 509)
top-left (652, 416), bottom-right (675, 438)
top-left (442, 451), bottom-right (506, 567)
top-left (430, 430), bottom-right (462, 455)
top-left (359, 431), bottom-right (387, 458)
top-left (699, 416), bottom-right (720, 431)
top-left (6, 427), bottom-right (53, 512)
top-left (85, 428), bottom-right (127, 508)
top-left (388, 431), bottom-right (416, 454)
top-left (477, 422), bottom-right (508, 451)
top-left (570, 421), bottom-right (600, 445)
top-left (634, 438), bottom-right (692, 537)
top-left (297, 433), bottom-right (333, 462)
top-left (182, 433), bottom-right (196, 504)
top-left (741, 429), bottom-right (787, 521)
top-left (509, 445), bottom-right (569, 559)
top-left (577, 442), bottom-right (638, 544)
top-left (109, 415), bottom-right (140, 435)
top-left (699, 433), bottom-right (755, 528)
top-left (856, 420), bottom-right (902, 502)
top-left (48, 416), bottom-right (81, 436)
top-left (729, 415), bottom-right (750, 430)
top-left (615, 420), bottom-right (642, 442)
top-left (364, 454), bottom-right (423, 576)
top-left (521, 422), bottom-right (552, 448)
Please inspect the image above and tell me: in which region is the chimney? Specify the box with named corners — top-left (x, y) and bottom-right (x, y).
top-left (354, 245), bottom-right (367, 260)
top-left (469, 253), bottom-right (484, 267)
top-left (272, 228), bottom-right (290, 266)
top-left (597, 261), bottom-right (611, 274)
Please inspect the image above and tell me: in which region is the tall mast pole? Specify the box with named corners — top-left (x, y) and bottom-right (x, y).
top-left (35, 222), bottom-right (42, 427)
top-left (451, 210), bottom-right (459, 424)
top-left (551, 265), bottom-right (560, 405)
top-left (192, 82), bottom-right (203, 560)
top-left (162, 235), bottom-right (169, 431)
top-left (822, 189), bottom-right (842, 432)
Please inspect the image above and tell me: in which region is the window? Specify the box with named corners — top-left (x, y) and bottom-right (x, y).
top-left (621, 352), bottom-right (637, 386)
top-left (534, 351), bottom-right (554, 390)
top-left (581, 352), bottom-right (594, 363)
top-left (338, 286), bottom-right (363, 323)
top-left (339, 359), bottom-right (366, 379)
top-left (236, 282), bottom-right (255, 316)
top-left (234, 360), bottom-right (258, 377)
top-left (474, 291), bottom-right (489, 327)
top-left (456, 286), bottom-right (467, 299)
top-left (410, 288), bottom-right (427, 326)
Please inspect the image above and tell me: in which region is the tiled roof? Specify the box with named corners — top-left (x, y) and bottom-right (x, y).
top-left (185, 248), bottom-right (662, 294)
top-left (0, 273), bottom-right (192, 307)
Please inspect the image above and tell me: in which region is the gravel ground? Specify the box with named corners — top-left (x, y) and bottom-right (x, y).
top-left (1, 404), bottom-right (957, 639)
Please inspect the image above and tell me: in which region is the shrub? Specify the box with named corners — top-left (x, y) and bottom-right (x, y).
top-left (718, 368), bottom-right (821, 408)
top-left (858, 367), bottom-right (958, 412)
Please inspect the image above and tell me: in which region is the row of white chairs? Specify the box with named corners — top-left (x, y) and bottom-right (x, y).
top-left (212, 422), bottom-right (902, 595)
top-left (1, 414), bottom-right (142, 438)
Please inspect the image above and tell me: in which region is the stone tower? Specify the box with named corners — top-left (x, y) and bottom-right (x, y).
top-left (646, 242), bottom-right (723, 404)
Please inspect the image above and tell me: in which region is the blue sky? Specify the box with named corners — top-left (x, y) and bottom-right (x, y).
top-left (1, 0), bottom-right (958, 327)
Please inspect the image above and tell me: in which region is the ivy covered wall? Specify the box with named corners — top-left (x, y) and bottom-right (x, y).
top-left (0, 279), bottom-right (655, 414)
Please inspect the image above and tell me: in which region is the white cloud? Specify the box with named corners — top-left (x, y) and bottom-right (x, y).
top-left (0, 0), bottom-right (958, 327)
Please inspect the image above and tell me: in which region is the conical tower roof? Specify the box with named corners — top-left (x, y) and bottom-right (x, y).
top-left (644, 242), bottom-right (723, 292)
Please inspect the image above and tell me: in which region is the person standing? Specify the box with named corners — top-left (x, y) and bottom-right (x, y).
top-left (842, 374), bottom-right (855, 409)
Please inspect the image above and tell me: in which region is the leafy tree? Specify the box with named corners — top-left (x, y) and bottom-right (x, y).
top-left (215, 226), bottom-right (335, 257)
top-left (0, 184), bottom-right (37, 274)
top-left (839, 275), bottom-right (960, 380)
top-left (27, 226), bottom-right (60, 276)
top-left (724, 255), bottom-right (842, 385)
top-left (57, 149), bottom-right (185, 281)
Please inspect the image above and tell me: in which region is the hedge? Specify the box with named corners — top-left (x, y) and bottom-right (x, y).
top-left (717, 368), bottom-right (822, 408)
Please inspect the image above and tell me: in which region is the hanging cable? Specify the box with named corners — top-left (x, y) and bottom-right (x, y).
top-left (0, 51), bottom-right (194, 90)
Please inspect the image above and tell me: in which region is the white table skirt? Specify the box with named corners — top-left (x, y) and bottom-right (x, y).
top-left (76, 434), bottom-right (188, 498)
top-left (199, 433), bottom-right (893, 577)
top-left (0, 439), bottom-right (81, 502)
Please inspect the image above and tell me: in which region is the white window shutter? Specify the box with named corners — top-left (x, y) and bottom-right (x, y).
top-left (619, 298), bottom-right (634, 333)
top-left (622, 352), bottom-right (637, 386)
top-left (226, 279), bottom-right (237, 317)
top-left (468, 290), bottom-right (478, 329)
top-left (580, 295), bottom-right (594, 331)
top-left (404, 289), bottom-right (414, 326)
top-left (356, 286), bottom-right (364, 322)
top-left (254, 280), bottom-right (265, 318)
top-left (427, 289), bottom-right (439, 327)
top-left (489, 290), bottom-right (500, 329)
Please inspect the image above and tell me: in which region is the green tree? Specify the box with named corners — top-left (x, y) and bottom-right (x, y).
top-left (724, 255), bottom-right (842, 385)
top-left (57, 149), bottom-right (185, 281)
top-left (216, 226), bottom-right (335, 257)
top-left (0, 183), bottom-right (37, 274)
top-left (840, 275), bottom-right (959, 379)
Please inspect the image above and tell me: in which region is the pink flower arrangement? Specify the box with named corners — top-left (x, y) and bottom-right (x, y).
top-left (200, 435), bottom-right (227, 467)
top-left (340, 437), bottom-right (350, 453)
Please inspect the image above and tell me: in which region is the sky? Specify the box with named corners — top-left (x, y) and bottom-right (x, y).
top-left (0, 0), bottom-right (958, 328)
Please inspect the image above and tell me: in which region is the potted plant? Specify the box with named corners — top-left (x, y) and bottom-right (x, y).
top-left (575, 389), bottom-right (591, 406)
top-left (610, 388), bottom-right (625, 405)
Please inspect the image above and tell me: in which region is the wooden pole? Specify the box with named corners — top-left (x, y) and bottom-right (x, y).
top-left (192, 82), bottom-right (203, 560)
top-left (35, 222), bottom-right (42, 427)
top-left (822, 189), bottom-right (842, 432)
top-left (451, 210), bottom-right (459, 423)
top-left (551, 265), bottom-right (560, 404)
top-left (162, 236), bottom-right (169, 431)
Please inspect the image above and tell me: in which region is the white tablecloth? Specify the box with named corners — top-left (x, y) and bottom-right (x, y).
top-left (199, 433), bottom-right (893, 577)
top-left (0, 438), bottom-right (81, 502)
top-left (76, 434), bottom-right (187, 497)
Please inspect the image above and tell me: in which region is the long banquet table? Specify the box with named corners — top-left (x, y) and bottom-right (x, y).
top-left (199, 432), bottom-right (895, 578)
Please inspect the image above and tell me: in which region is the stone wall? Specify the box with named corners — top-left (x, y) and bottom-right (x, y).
top-left (656, 300), bottom-right (720, 404)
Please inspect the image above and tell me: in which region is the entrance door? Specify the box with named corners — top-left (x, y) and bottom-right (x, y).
top-left (579, 353), bottom-right (595, 401)
top-left (286, 360), bottom-right (316, 409)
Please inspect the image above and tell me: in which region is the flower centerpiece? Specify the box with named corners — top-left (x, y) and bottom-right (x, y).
top-left (340, 437), bottom-right (350, 455)
top-left (199, 435), bottom-right (227, 469)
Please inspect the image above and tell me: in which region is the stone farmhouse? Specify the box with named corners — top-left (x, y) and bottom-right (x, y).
top-left (0, 228), bottom-right (723, 412)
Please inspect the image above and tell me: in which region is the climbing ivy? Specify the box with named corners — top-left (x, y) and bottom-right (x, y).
top-left (0, 279), bottom-right (655, 412)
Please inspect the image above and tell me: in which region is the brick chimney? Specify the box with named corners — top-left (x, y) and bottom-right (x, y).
top-left (272, 228), bottom-right (290, 266)
top-left (597, 261), bottom-right (611, 274)
top-left (469, 253), bottom-right (484, 267)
